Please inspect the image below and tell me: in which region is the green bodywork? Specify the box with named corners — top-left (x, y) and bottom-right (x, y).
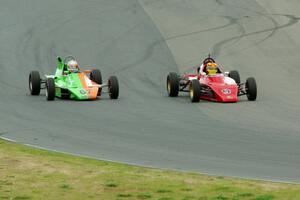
top-left (45, 57), bottom-right (92, 100)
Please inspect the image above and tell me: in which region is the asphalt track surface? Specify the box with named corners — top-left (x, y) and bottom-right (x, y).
top-left (0, 0), bottom-right (300, 183)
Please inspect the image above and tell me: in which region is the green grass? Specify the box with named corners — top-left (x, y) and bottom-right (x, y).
top-left (0, 139), bottom-right (300, 200)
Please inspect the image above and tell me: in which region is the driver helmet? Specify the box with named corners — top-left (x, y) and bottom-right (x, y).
top-left (67, 60), bottom-right (79, 72)
top-left (206, 62), bottom-right (218, 75)
top-left (203, 58), bottom-right (215, 65)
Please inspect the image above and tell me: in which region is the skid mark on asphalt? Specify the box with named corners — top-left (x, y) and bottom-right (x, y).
top-left (110, 26), bottom-right (157, 74)
top-left (224, 14), bottom-right (300, 57)
top-left (211, 0), bottom-right (300, 57)
top-left (212, 1), bottom-right (278, 57)
top-left (164, 16), bottom-right (241, 41)
top-left (113, 15), bottom-right (244, 74)
top-left (114, 0), bottom-right (253, 74)
top-left (0, 2), bottom-right (139, 92)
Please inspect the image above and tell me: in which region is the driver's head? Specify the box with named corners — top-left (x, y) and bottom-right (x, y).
top-left (67, 60), bottom-right (79, 72)
top-left (206, 62), bottom-right (218, 75)
top-left (204, 58), bottom-right (215, 65)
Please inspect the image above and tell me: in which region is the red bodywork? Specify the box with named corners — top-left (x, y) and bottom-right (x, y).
top-left (182, 73), bottom-right (238, 103)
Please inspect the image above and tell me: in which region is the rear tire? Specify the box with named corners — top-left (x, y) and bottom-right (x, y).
top-left (189, 80), bottom-right (201, 103)
top-left (29, 71), bottom-right (41, 95)
top-left (229, 70), bottom-right (240, 84)
top-left (90, 69), bottom-right (102, 84)
top-left (108, 76), bottom-right (119, 99)
top-left (46, 78), bottom-right (55, 101)
top-left (246, 77), bottom-right (257, 101)
top-left (167, 72), bottom-right (179, 97)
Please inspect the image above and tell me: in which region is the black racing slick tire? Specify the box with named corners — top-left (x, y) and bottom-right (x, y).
top-left (90, 69), bottom-right (102, 85)
top-left (90, 69), bottom-right (102, 96)
top-left (246, 77), bottom-right (257, 101)
top-left (167, 72), bottom-right (179, 97)
top-left (229, 70), bottom-right (241, 85)
top-left (46, 78), bottom-right (55, 101)
top-left (189, 79), bottom-right (201, 103)
top-left (29, 71), bottom-right (41, 95)
top-left (108, 76), bottom-right (119, 99)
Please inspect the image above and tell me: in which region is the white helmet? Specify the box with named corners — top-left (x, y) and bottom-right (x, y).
top-left (67, 60), bottom-right (79, 72)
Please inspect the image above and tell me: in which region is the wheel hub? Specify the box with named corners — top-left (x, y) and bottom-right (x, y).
top-left (189, 87), bottom-right (194, 99)
top-left (167, 81), bottom-right (171, 93)
top-left (29, 80), bottom-right (32, 91)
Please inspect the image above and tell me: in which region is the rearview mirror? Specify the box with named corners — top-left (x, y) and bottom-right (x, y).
top-left (57, 57), bottom-right (62, 63)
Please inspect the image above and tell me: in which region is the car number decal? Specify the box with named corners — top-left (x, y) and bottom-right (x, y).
top-left (222, 89), bottom-right (231, 94)
top-left (80, 89), bottom-right (86, 94)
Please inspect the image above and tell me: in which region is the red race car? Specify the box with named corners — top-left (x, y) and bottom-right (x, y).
top-left (167, 56), bottom-right (257, 103)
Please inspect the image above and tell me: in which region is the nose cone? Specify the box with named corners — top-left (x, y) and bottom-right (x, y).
top-left (86, 87), bottom-right (98, 100)
top-left (69, 87), bottom-right (98, 100)
top-left (68, 73), bottom-right (99, 100)
top-left (69, 88), bottom-right (88, 100)
top-left (215, 86), bottom-right (238, 103)
top-left (219, 94), bottom-right (238, 102)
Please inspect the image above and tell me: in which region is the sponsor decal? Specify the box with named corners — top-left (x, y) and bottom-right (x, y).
top-left (227, 96), bottom-right (233, 99)
top-left (222, 89), bottom-right (231, 94)
top-left (68, 76), bottom-right (74, 85)
top-left (85, 75), bottom-right (94, 86)
top-left (80, 89), bottom-right (86, 94)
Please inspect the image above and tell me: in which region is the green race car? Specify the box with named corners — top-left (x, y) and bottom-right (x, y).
top-left (29, 55), bottom-right (119, 101)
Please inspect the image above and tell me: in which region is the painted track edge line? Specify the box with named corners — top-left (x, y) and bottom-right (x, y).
top-left (0, 136), bottom-right (298, 184)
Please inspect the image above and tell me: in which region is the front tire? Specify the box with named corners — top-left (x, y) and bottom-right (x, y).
top-left (229, 70), bottom-right (240, 84)
top-left (189, 80), bottom-right (201, 103)
top-left (108, 76), bottom-right (119, 99)
top-left (46, 78), bottom-right (55, 101)
top-left (90, 69), bottom-right (102, 84)
top-left (90, 69), bottom-right (102, 96)
top-left (167, 72), bottom-right (179, 97)
top-left (246, 77), bottom-right (257, 101)
top-left (29, 71), bottom-right (41, 95)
